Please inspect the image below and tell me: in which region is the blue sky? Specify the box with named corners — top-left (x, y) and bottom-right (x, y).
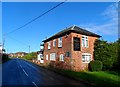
top-left (2, 2), bottom-right (118, 53)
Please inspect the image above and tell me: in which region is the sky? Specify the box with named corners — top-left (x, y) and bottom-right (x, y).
top-left (2, 2), bottom-right (118, 53)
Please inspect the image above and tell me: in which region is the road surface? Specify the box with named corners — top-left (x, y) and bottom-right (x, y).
top-left (2, 58), bottom-right (90, 87)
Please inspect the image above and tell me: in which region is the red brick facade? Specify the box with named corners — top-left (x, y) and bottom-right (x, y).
top-left (43, 26), bottom-right (100, 71)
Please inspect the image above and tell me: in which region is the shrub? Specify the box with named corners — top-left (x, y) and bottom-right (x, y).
top-left (90, 60), bottom-right (103, 71)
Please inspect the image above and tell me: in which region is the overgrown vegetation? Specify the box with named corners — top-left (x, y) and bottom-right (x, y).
top-left (23, 52), bottom-right (37, 60)
top-left (94, 39), bottom-right (119, 71)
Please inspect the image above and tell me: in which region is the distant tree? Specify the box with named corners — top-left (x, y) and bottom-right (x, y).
top-left (23, 52), bottom-right (37, 60)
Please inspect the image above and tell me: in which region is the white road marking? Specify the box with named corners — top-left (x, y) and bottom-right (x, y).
top-left (20, 65), bottom-right (22, 68)
top-left (23, 61), bottom-right (46, 77)
top-left (22, 69), bottom-right (28, 76)
top-left (32, 81), bottom-right (38, 87)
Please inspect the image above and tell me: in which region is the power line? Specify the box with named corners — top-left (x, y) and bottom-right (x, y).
top-left (5, 35), bottom-right (30, 53)
top-left (6, 35), bottom-right (28, 47)
top-left (5, 0), bottom-right (67, 35)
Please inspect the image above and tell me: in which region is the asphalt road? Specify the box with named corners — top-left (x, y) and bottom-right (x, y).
top-left (2, 58), bottom-right (89, 87)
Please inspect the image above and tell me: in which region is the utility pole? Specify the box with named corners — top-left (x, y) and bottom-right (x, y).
top-left (29, 45), bottom-right (30, 53)
top-left (3, 34), bottom-right (5, 49)
top-left (2, 34), bottom-right (5, 53)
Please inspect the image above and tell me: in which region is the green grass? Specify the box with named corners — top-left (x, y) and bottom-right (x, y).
top-left (55, 69), bottom-right (119, 87)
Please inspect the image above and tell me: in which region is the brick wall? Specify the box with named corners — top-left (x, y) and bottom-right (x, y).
top-left (43, 32), bottom-right (98, 71)
top-left (71, 32), bottom-right (98, 71)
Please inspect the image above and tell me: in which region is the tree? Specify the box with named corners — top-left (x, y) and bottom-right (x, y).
top-left (23, 52), bottom-right (37, 60)
top-left (94, 39), bottom-right (119, 70)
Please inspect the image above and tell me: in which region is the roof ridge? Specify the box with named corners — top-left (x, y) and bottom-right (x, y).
top-left (71, 25), bottom-right (76, 30)
top-left (43, 25), bottom-right (101, 42)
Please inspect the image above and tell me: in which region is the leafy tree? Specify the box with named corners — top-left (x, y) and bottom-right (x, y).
top-left (23, 52), bottom-right (37, 60)
top-left (94, 39), bottom-right (119, 70)
top-left (113, 38), bottom-right (120, 70)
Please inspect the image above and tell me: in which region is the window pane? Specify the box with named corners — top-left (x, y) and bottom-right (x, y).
top-left (82, 55), bottom-right (85, 62)
top-left (82, 54), bottom-right (91, 63)
top-left (82, 36), bottom-right (88, 47)
top-left (48, 42), bottom-right (51, 49)
top-left (53, 40), bottom-right (56, 47)
top-left (66, 52), bottom-right (70, 57)
top-left (73, 37), bottom-right (80, 51)
top-left (86, 40), bottom-right (88, 47)
top-left (58, 37), bottom-right (62, 47)
top-left (46, 55), bottom-right (48, 60)
top-left (60, 54), bottom-right (64, 61)
top-left (60, 37), bottom-right (62, 41)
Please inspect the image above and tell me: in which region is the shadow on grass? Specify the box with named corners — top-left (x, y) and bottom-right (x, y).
top-left (59, 70), bottom-right (119, 87)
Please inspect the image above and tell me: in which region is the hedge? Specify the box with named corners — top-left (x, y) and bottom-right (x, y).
top-left (90, 60), bottom-right (103, 71)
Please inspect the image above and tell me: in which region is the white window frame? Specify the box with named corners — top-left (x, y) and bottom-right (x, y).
top-left (58, 37), bottom-right (62, 47)
top-left (82, 35), bottom-right (88, 47)
top-left (48, 42), bottom-right (51, 49)
top-left (46, 54), bottom-right (48, 60)
top-left (50, 53), bottom-right (56, 61)
top-left (82, 53), bottom-right (91, 63)
top-left (59, 54), bottom-right (64, 61)
top-left (53, 39), bottom-right (56, 47)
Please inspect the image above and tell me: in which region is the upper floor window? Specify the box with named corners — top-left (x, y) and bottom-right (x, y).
top-left (58, 37), bottom-right (62, 47)
top-left (82, 53), bottom-right (91, 63)
top-left (82, 35), bottom-right (88, 47)
top-left (50, 53), bottom-right (56, 61)
top-left (53, 39), bottom-right (56, 47)
top-left (73, 37), bottom-right (80, 51)
top-left (59, 54), bottom-right (64, 61)
top-left (48, 42), bottom-right (51, 49)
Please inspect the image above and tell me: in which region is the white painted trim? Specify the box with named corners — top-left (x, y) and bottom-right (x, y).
top-left (53, 39), bottom-right (56, 47)
top-left (82, 35), bottom-right (89, 48)
top-left (82, 53), bottom-right (92, 63)
top-left (59, 54), bottom-right (64, 62)
top-left (47, 42), bottom-right (51, 49)
top-left (50, 53), bottom-right (56, 61)
top-left (58, 37), bottom-right (62, 47)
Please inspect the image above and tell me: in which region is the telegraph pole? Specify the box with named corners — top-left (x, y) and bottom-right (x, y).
top-left (2, 34), bottom-right (5, 53)
top-left (29, 45), bottom-right (30, 53)
top-left (3, 34), bottom-right (5, 49)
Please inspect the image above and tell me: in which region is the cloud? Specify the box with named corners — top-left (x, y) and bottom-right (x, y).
top-left (80, 3), bottom-right (118, 36)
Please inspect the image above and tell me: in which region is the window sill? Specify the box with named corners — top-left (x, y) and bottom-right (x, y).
top-left (58, 47), bottom-right (62, 48)
top-left (50, 60), bottom-right (56, 61)
top-left (82, 62), bottom-right (90, 63)
top-left (59, 60), bottom-right (64, 62)
top-left (82, 46), bottom-right (89, 48)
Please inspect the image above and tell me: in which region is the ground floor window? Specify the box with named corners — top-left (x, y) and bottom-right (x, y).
top-left (46, 54), bottom-right (48, 60)
top-left (59, 54), bottom-right (64, 61)
top-left (50, 53), bottom-right (56, 61)
top-left (82, 53), bottom-right (91, 63)
top-left (65, 52), bottom-right (70, 57)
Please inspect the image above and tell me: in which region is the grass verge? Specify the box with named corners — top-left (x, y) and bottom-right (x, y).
top-left (27, 60), bottom-right (120, 87)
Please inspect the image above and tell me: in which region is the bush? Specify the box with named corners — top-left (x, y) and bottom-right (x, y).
top-left (2, 54), bottom-right (10, 63)
top-left (90, 60), bottom-right (103, 71)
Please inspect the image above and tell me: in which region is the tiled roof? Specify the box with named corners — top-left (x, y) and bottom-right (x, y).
top-left (43, 25), bottom-right (101, 42)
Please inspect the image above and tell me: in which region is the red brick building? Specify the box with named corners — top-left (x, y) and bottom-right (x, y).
top-left (42, 25), bottom-right (101, 71)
